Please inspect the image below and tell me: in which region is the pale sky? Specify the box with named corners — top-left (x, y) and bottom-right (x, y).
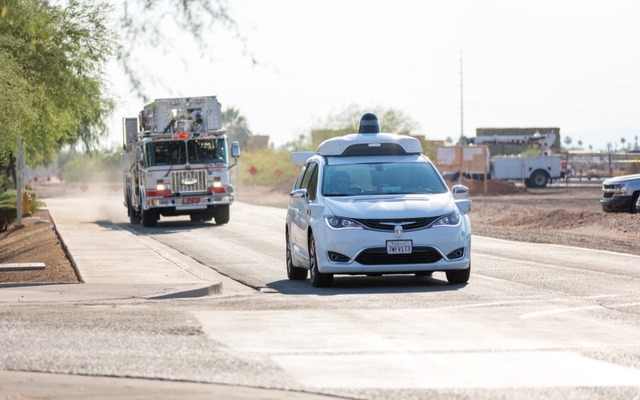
top-left (106, 0), bottom-right (640, 152)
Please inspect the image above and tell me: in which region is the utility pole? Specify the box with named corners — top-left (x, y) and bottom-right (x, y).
top-left (460, 50), bottom-right (464, 138)
top-left (15, 135), bottom-right (24, 227)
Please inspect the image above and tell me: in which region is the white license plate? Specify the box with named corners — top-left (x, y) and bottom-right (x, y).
top-left (386, 240), bottom-right (413, 254)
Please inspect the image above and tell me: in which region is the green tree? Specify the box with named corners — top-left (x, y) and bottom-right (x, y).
top-left (222, 107), bottom-right (252, 149)
top-left (0, 0), bottom-right (116, 184)
top-left (314, 104), bottom-right (420, 135)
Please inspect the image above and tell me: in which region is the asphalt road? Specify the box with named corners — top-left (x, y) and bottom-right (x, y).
top-left (1, 194), bottom-right (640, 399)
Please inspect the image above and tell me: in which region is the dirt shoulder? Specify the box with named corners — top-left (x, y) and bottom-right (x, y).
top-left (469, 187), bottom-right (640, 256)
top-left (1, 181), bottom-right (639, 284)
top-left (0, 209), bottom-right (79, 284)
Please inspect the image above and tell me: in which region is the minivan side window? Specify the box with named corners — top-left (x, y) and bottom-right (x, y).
top-left (293, 165), bottom-right (306, 190)
top-left (298, 162), bottom-right (317, 192)
top-left (307, 164), bottom-right (319, 201)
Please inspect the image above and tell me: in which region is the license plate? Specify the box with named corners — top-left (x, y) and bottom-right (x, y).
top-left (386, 240), bottom-right (412, 254)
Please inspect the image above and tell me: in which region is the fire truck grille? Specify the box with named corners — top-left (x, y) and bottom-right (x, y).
top-left (171, 170), bottom-right (207, 194)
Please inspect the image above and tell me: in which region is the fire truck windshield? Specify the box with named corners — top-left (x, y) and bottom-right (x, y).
top-left (187, 138), bottom-right (227, 164)
top-left (145, 138), bottom-right (227, 167)
top-left (146, 141), bottom-right (186, 166)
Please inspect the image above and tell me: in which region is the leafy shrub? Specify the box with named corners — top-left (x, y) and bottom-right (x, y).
top-left (0, 189), bottom-right (39, 229)
top-left (0, 204), bottom-right (16, 232)
top-left (0, 189), bottom-right (16, 203)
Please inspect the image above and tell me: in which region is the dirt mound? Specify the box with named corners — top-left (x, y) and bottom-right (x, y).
top-left (479, 205), bottom-right (603, 229)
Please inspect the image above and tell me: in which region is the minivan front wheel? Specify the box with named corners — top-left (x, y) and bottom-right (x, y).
top-left (309, 235), bottom-right (333, 288)
top-left (446, 264), bottom-right (470, 284)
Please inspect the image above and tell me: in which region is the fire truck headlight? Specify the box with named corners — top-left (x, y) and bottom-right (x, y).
top-left (212, 177), bottom-right (222, 188)
top-left (156, 179), bottom-right (168, 190)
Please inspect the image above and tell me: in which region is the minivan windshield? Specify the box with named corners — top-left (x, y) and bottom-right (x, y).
top-left (322, 162), bottom-right (448, 196)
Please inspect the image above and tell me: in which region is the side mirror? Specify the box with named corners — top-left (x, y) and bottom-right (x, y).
top-left (227, 141), bottom-right (241, 170)
top-left (289, 188), bottom-right (308, 199)
top-left (231, 141), bottom-right (241, 158)
top-left (452, 184), bottom-right (469, 199)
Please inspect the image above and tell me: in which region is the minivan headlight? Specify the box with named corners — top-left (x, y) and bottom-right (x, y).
top-left (432, 211), bottom-right (461, 227)
top-left (325, 216), bottom-right (364, 230)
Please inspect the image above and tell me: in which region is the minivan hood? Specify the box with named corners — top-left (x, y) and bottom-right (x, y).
top-left (323, 194), bottom-right (455, 219)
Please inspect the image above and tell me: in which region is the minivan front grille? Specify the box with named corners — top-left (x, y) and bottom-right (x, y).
top-left (356, 246), bottom-right (442, 265)
top-left (171, 170), bottom-right (207, 194)
top-left (353, 217), bottom-right (440, 231)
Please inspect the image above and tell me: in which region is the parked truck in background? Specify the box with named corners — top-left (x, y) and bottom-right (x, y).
top-left (123, 96), bottom-right (240, 227)
top-left (600, 174), bottom-right (640, 213)
top-left (490, 154), bottom-right (562, 188)
top-left (458, 132), bottom-right (562, 188)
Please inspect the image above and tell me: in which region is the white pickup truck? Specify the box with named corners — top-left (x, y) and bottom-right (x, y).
top-left (600, 174), bottom-right (640, 213)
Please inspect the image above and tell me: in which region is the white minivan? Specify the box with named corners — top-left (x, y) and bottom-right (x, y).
top-left (285, 113), bottom-right (472, 287)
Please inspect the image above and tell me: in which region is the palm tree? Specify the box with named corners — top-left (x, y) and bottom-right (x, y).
top-left (564, 136), bottom-right (572, 148)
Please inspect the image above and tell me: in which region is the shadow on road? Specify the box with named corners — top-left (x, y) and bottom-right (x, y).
top-left (266, 275), bottom-right (467, 296)
top-left (94, 219), bottom-right (221, 236)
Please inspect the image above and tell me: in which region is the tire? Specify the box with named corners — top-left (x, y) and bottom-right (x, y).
top-left (190, 214), bottom-right (204, 222)
top-left (526, 170), bottom-right (549, 188)
top-left (308, 235), bottom-right (333, 287)
top-left (141, 209), bottom-right (157, 227)
top-left (215, 205), bottom-right (230, 225)
top-left (446, 265), bottom-right (470, 284)
top-left (631, 192), bottom-right (639, 214)
top-left (286, 230), bottom-right (308, 280)
top-left (128, 201), bottom-right (141, 225)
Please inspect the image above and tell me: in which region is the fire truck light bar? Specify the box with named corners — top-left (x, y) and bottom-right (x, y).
top-left (171, 131), bottom-right (208, 139)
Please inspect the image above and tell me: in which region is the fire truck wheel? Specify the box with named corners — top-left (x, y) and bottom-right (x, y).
top-left (190, 214), bottom-right (204, 223)
top-left (215, 205), bottom-right (230, 225)
top-left (141, 209), bottom-right (158, 227)
top-left (128, 203), bottom-right (141, 224)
